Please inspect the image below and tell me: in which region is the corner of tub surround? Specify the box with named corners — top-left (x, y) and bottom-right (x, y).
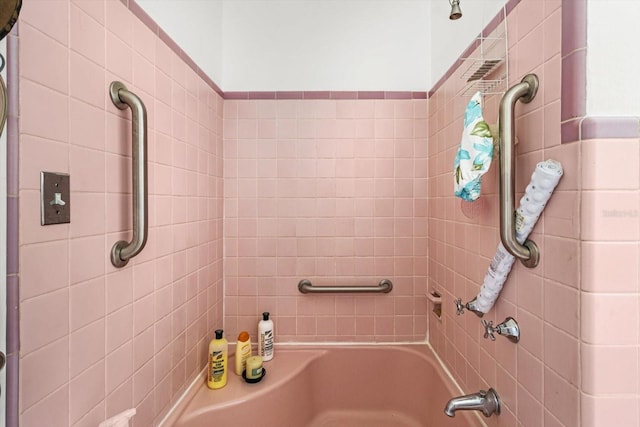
top-left (562, 116), bottom-right (640, 143)
top-left (161, 348), bottom-right (327, 427)
top-left (126, 0), bottom-right (224, 97)
top-left (163, 345), bottom-right (486, 427)
top-left (559, 0), bottom-right (587, 144)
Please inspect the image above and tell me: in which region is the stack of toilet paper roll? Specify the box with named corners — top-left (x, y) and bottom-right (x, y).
top-left (99, 409), bottom-right (136, 427)
top-left (469, 159), bottom-right (563, 315)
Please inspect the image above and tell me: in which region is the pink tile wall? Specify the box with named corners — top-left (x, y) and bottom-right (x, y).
top-left (18, 1), bottom-right (223, 426)
top-left (223, 98), bottom-right (430, 342)
top-left (580, 137), bottom-right (640, 426)
top-left (427, 1), bottom-right (583, 426)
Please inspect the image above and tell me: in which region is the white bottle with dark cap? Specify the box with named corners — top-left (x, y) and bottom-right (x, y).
top-left (258, 312), bottom-right (274, 361)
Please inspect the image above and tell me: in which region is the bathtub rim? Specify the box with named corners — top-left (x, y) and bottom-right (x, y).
top-left (158, 342), bottom-right (487, 427)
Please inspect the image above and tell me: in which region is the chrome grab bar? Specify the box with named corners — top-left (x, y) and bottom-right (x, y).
top-left (298, 279), bottom-right (393, 294)
top-left (498, 74), bottom-right (539, 268)
top-left (109, 81), bottom-right (148, 268)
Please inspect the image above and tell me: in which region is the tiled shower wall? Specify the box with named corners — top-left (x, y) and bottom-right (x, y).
top-left (568, 0), bottom-right (640, 423)
top-left (223, 98), bottom-right (430, 342)
top-left (16, 1), bottom-right (638, 427)
top-left (580, 137), bottom-right (640, 426)
top-left (428, 0), bottom-right (583, 426)
top-left (17, 1), bottom-right (223, 426)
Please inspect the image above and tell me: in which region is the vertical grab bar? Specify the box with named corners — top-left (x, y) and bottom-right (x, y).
top-left (109, 81), bottom-right (148, 268)
top-left (498, 74), bottom-right (540, 268)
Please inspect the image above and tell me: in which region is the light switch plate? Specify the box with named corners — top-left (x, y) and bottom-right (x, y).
top-left (41, 172), bottom-right (70, 225)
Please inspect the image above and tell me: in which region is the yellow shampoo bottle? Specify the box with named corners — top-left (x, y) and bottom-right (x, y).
top-left (234, 331), bottom-right (252, 375)
top-left (207, 329), bottom-right (228, 389)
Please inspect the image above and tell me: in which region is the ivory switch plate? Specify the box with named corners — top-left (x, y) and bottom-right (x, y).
top-left (40, 172), bottom-right (70, 225)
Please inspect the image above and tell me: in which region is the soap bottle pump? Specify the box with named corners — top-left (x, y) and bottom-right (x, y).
top-left (207, 329), bottom-right (228, 389)
top-left (258, 312), bottom-right (274, 361)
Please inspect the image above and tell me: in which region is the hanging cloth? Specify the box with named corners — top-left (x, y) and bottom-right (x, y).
top-left (453, 91), bottom-right (493, 201)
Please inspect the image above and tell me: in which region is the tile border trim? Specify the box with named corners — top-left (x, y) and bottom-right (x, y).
top-left (124, 0), bottom-right (225, 97)
top-left (224, 91), bottom-right (428, 100)
top-left (123, 0), bottom-right (426, 100)
top-left (579, 117), bottom-right (640, 140)
top-left (429, 0), bottom-right (635, 142)
top-left (428, 0), bottom-right (521, 97)
top-left (124, 0), bottom-right (639, 140)
top-left (558, 0), bottom-right (639, 142)
top-left (6, 30), bottom-right (19, 427)
top-left (560, 0), bottom-right (587, 143)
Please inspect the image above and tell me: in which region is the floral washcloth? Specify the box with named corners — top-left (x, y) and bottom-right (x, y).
top-left (453, 91), bottom-right (493, 201)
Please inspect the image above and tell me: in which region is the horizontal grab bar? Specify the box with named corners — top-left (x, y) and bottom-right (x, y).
top-left (298, 279), bottom-right (393, 294)
top-left (498, 74), bottom-right (540, 268)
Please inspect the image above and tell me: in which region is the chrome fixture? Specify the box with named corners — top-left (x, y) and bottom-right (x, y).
top-left (454, 298), bottom-right (465, 315)
top-left (465, 297), bottom-right (485, 317)
top-left (109, 81), bottom-right (148, 268)
top-left (482, 317), bottom-right (520, 343)
top-left (498, 74), bottom-right (540, 268)
top-left (298, 279), bottom-right (393, 294)
top-left (449, 0), bottom-right (462, 20)
top-left (444, 388), bottom-right (501, 418)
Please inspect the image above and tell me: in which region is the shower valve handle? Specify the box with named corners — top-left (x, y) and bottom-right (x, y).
top-left (481, 319), bottom-right (497, 341)
top-left (481, 317), bottom-right (520, 343)
top-left (455, 298), bottom-right (465, 315)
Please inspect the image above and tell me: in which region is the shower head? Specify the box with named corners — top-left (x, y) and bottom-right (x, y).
top-left (449, 0), bottom-right (462, 20)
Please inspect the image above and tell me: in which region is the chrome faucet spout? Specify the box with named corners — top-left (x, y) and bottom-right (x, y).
top-left (444, 388), bottom-right (500, 418)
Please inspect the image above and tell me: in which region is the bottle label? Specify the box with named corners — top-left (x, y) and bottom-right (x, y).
top-left (210, 350), bottom-right (225, 382)
top-left (489, 248), bottom-right (508, 275)
top-left (240, 345), bottom-right (251, 357)
top-left (515, 211), bottom-right (525, 232)
top-left (260, 330), bottom-right (273, 356)
top-left (239, 344), bottom-right (251, 370)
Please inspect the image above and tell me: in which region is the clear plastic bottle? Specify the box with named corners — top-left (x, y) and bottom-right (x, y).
top-left (207, 329), bottom-right (228, 389)
top-left (258, 312), bottom-right (274, 361)
top-left (234, 331), bottom-right (252, 375)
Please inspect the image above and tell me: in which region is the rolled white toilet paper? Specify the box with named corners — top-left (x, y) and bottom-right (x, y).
top-left (469, 159), bottom-right (563, 315)
top-left (98, 409), bottom-right (136, 427)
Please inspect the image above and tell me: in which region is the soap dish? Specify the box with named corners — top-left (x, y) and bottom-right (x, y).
top-left (242, 368), bottom-right (266, 384)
